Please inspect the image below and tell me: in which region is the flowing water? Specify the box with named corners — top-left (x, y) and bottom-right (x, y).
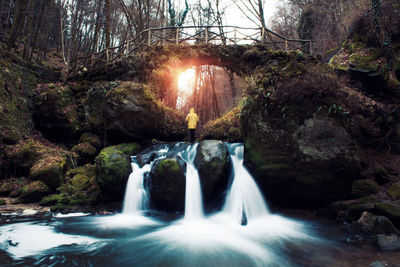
top-left (0, 142), bottom-right (399, 266)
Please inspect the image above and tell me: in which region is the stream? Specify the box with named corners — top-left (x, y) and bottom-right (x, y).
top-left (0, 143), bottom-right (399, 266)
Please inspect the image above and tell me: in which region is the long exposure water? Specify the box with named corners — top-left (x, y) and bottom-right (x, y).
top-left (0, 143), bottom-right (399, 266)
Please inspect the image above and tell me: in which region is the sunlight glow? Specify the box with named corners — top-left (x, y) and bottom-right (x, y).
top-left (178, 68), bottom-right (196, 94)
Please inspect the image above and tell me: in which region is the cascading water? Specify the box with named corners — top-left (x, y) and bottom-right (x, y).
top-left (223, 143), bottom-right (269, 224)
top-left (178, 143), bottom-right (204, 220)
top-left (122, 147), bottom-right (168, 215)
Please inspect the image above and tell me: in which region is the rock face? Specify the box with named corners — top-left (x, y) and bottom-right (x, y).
top-left (243, 115), bottom-right (362, 207)
top-left (355, 211), bottom-right (399, 235)
top-left (30, 155), bottom-right (66, 189)
top-left (149, 158), bottom-right (186, 212)
top-left (194, 140), bottom-right (231, 209)
top-left (351, 180), bottom-right (380, 198)
top-left (84, 81), bottom-right (185, 143)
top-left (95, 143), bottom-right (141, 200)
top-left (33, 83), bottom-right (81, 142)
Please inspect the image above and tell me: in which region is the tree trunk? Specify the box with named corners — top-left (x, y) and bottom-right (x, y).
top-left (7, 0), bottom-right (26, 49)
top-left (105, 0), bottom-right (111, 49)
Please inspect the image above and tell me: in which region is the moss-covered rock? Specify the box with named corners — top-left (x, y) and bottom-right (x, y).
top-left (79, 133), bottom-right (101, 148)
top-left (0, 177), bottom-right (29, 197)
top-left (95, 143), bottom-right (141, 200)
top-left (19, 180), bottom-right (50, 203)
top-left (30, 155), bottom-right (66, 189)
top-left (84, 81), bottom-right (185, 143)
top-left (0, 199), bottom-right (6, 205)
top-left (351, 179), bottom-right (380, 197)
top-left (71, 142), bottom-right (97, 164)
top-left (33, 83), bottom-right (81, 142)
top-left (201, 107), bottom-right (242, 142)
top-left (355, 211), bottom-right (399, 235)
top-left (149, 158), bottom-right (186, 212)
top-left (194, 140), bottom-right (231, 209)
top-left (389, 182), bottom-right (400, 200)
top-left (375, 203), bottom-right (400, 227)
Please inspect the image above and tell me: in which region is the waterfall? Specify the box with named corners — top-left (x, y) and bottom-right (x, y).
top-left (223, 144), bottom-right (270, 224)
top-left (179, 143), bottom-right (204, 220)
top-left (122, 147), bottom-right (168, 215)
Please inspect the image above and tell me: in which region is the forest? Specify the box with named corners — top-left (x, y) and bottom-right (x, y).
top-left (0, 0), bottom-right (400, 266)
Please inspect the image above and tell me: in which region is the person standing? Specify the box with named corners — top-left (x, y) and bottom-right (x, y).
top-left (186, 108), bottom-right (199, 143)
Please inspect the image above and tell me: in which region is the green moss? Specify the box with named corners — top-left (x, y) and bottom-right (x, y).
top-left (0, 199), bottom-right (6, 205)
top-left (71, 142), bottom-right (97, 156)
top-left (156, 159), bottom-right (180, 174)
top-left (201, 106), bottom-right (241, 141)
top-left (71, 174), bottom-right (91, 190)
top-left (79, 133), bottom-right (101, 148)
top-left (19, 180), bottom-right (50, 203)
top-left (389, 182), bottom-right (400, 200)
top-left (112, 143), bottom-right (142, 156)
top-left (30, 155), bottom-right (66, 189)
top-left (375, 203), bottom-right (400, 225)
top-left (351, 179), bottom-right (380, 197)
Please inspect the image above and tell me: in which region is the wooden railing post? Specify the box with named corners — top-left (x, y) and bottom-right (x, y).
top-left (148, 29), bottom-right (151, 46)
top-left (106, 48), bottom-right (110, 62)
top-left (162, 28), bottom-right (165, 44)
top-left (285, 40), bottom-right (289, 52)
top-left (91, 54), bottom-right (95, 67)
top-left (261, 27), bottom-right (265, 44)
top-left (309, 41), bottom-right (313, 55)
top-left (176, 27), bottom-right (179, 44)
top-left (205, 27), bottom-right (208, 44)
top-left (126, 40), bottom-right (130, 58)
top-left (234, 26), bottom-right (237, 45)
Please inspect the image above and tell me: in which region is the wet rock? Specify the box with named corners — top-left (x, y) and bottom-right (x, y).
top-left (149, 158), bottom-right (186, 212)
top-left (201, 107), bottom-right (242, 142)
top-left (355, 211), bottom-right (399, 235)
top-left (369, 261), bottom-right (400, 267)
top-left (194, 140), bottom-right (231, 209)
top-left (374, 164), bottom-right (391, 185)
top-left (351, 179), bottom-right (379, 198)
top-left (137, 143), bottom-right (171, 167)
top-left (95, 143), bottom-right (141, 200)
top-left (30, 155), bottom-right (66, 189)
top-left (19, 181), bottom-right (50, 203)
top-left (374, 234), bottom-right (400, 251)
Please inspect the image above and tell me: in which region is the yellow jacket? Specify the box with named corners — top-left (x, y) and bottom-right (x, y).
top-left (186, 108), bottom-right (199, 129)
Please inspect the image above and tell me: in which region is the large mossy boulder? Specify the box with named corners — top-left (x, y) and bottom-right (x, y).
top-left (0, 177), bottom-right (29, 197)
top-left (30, 155), bottom-right (66, 189)
top-left (33, 83), bottom-right (81, 142)
top-left (149, 158), bottom-right (186, 212)
top-left (240, 61), bottom-right (365, 207)
top-left (194, 140), bottom-right (231, 209)
top-left (84, 81), bottom-right (185, 143)
top-left (19, 180), bottom-right (50, 203)
top-left (95, 143), bottom-right (141, 200)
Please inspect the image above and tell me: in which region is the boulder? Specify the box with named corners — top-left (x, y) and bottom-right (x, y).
top-left (79, 133), bottom-right (101, 148)
top-left (194, 140), bottom-right (231, 209)
top-left (19, 181), bottom-right (50, 203)
top-left (33, 83), bottom-right (81, 142)
top-left (351, 179), bottom-right (379, 198)
top-left (243, 115), bottom-right (362, 207)
top-left (201, 107), bottom-right (242, 142)
top-left (95, 143), bottom-right (141, 200)
top-left (71, 142), bottom-right (97, 164)
top-left (30, 155), bottom-right (66, 189)
top-left (149, 158), bottom-right (186, 212)
top-left (355, 211), bottom-right (399, 235)
top-left (374, 234), bottom-right (400, 251)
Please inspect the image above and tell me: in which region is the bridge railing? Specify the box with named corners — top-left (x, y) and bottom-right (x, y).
top-left (68, 25), bottom-right (313, 74)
